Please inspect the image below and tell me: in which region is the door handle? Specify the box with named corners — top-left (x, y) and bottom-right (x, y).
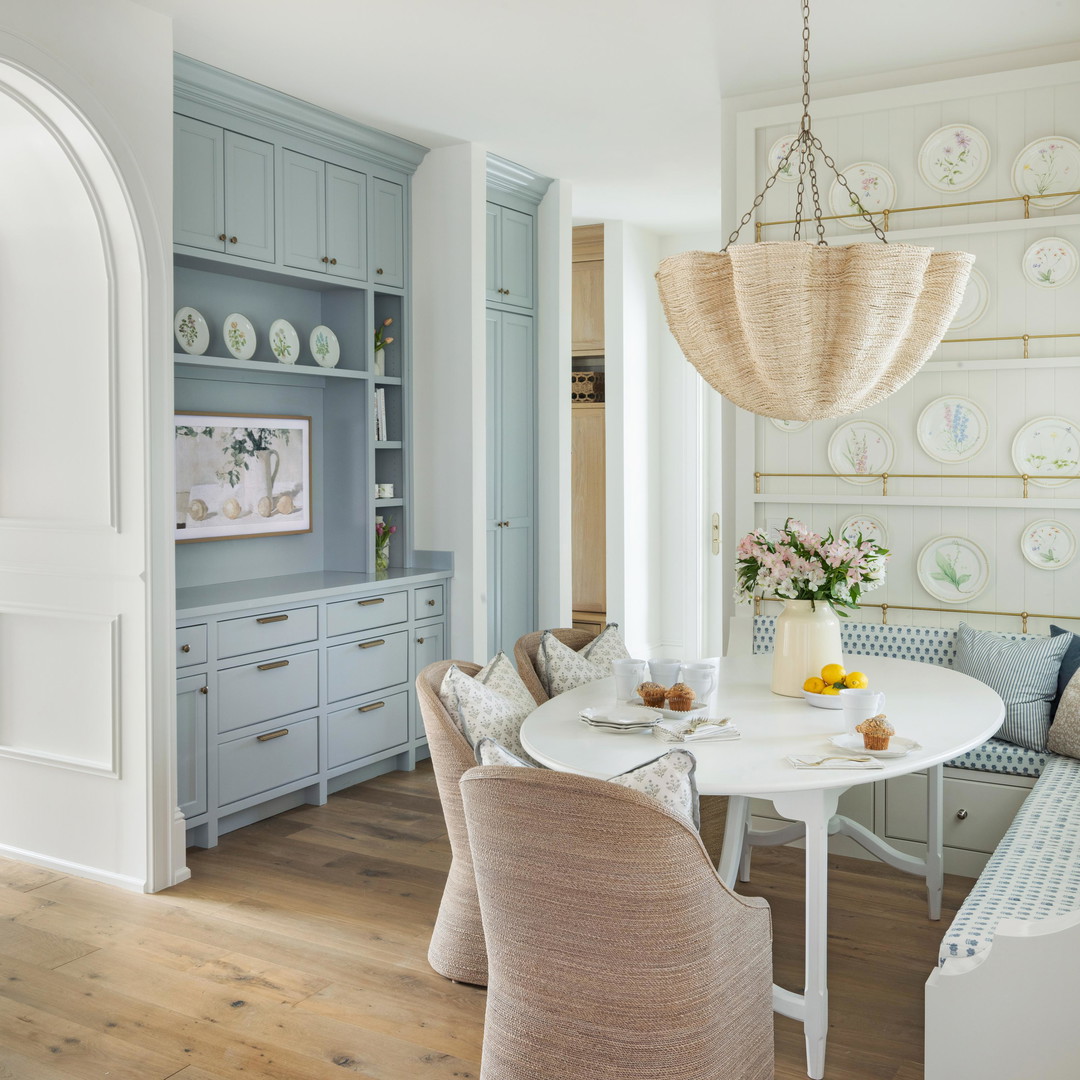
top-left (329, 258), bottom-right (337, 265)
top-left (322, 256), bottom-right (330, 263)
top-left (358, 701), bottom-right (385, 713)
top-left (427, 599), bottom-right (436, 606)
top-left (712, 512), bottom-right (720, 556)
top-left (181, 643), bottom-right (191, 653)
top-left (358, 597), bottom-right (385, 606)
top-left (257, 728), bottom-right (289, 742)
top-left (256, 659), bottom-right (290, 671)
top-left (257, 614), bottom-right (289, 624)
top-left (359, 639), bottom-right (385, 649)
top-left (218, 233), bottom-right (227, 242)
top-left (416, 636), bottom-right (425, 644)
top-left (229, 236), bottom-right (238, 244)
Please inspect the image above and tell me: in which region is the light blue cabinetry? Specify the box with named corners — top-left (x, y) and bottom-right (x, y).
top-left (371, 177), bottom-right (405, 288)
top-left (176, 672), bottom-right (207, 820)
top-left (486, 201), bottom-right (534, 308)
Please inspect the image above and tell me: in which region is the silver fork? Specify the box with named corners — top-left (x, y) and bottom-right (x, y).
top-left (798, 755), bottom-right (873, 765)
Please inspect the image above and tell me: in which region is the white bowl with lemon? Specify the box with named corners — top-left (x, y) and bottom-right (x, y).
top-left (802, 664), bottom-right (868, 710)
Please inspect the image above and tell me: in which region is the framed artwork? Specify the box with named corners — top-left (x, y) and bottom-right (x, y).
top-left (174, 412), bottom-right (312, 542)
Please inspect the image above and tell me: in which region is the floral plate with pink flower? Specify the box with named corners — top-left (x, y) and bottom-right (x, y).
top-left (827, 420), bottom-right (894, 485)
top-left (1021, 519), bottom-right (1076, 571)
top-left (918, 124), bottom-right (991, 193)
top-left (828, 162), bottom-right (897, 230)
top-left (1022, 237), bottom-right (1078, 289)
top-left (1011, 136), bottom-right (1080, 209)
top-left (917, 396), bottom-right (989, 464)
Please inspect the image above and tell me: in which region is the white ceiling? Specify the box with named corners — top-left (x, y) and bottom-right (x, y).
top-left (137, 0), bottom-right (1080, 232)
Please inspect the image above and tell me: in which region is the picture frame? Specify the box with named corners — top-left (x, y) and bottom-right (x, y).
top-left (174, 412), bottom-right (312, 542)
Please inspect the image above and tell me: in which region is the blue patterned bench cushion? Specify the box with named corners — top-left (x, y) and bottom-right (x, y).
top-left (939, 754), bottom-right (1080, 967)
top-left (944, 737), bottom-right (1050, 778)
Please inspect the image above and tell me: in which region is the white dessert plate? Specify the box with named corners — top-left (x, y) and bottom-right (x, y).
top-left (1021, 519), bottom-right (1077, 571)
top-left (269, 318), bottom-right (300, 364)
top-left (827, 420), bottom-right (894, 485)
top-left (767, 133), bottom-right (802, 183)
top-left (916, 396), bottom-right (989, 464)
top-left (803, 690), bottom-right (843, 710)
top-left (829, 733), bottom-right (922, 758)
top-left (1011, 416), bottom-right (1080, 488)
top-left (659, 704), bottom-right (709, 721)
top-left (770, 418), bottom-right (809, 432)
top-left (918, 124), bottom-right (991, 193)
top-left (839, 514), bottom-right (888, 548)
top-left (1021, 237), bottom-right (1078, 289)
top-left (174, 306), bottom-right (209, 355)
top-left (579, 706), bottom-right (661, 731)
top-left (1011, 136), bottom-right (1080, 209)
top-left (828, 161), bottom-right (897, 230)
top-left (310, 324), bottom-right (340, 368)
top-left (223, 312), bottom-right (256, 360)
top-left (917, 535), bottom-right (991, 604)
top-left (949, 267), bottom-right (989, 331)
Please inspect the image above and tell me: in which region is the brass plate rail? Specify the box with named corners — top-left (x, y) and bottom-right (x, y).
top-left (939, 330), bottom-right (1080, 358)
top-left (753, 596), bottom-right (1079, 635)
top-left (754, 188), bottom-right (1080, 237)
top-left (752, 471), bottom-right (1080, 497)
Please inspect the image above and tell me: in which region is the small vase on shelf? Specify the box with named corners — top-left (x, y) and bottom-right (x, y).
top-left (373, 350), bottom-right (385, 377)
top-left (770, 598), bottom-right (842, 697)
top-left (374, 514), bottom-right (395, 574)
top-left (375, 543), bottom-right (390, 572)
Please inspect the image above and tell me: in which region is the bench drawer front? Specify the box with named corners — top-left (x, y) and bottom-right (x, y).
top-left (218, 716), bottom-right (318, 805)
top-left (177, 624), bottom-right (207, 667)
top-left (326, 591), bottom-right (408, 637)
top-left (415, 585), bottom-right (444, 619)
top-left (885, 773), bottom-right (1032, 854)
top-left (327, 630), bottom-right (409, 703)
top-left (328, 691), bottom-right (409, 768)
top-left (217, 649), bottom-right (319, 733)
top-left (218, 606), bottom-right (318, 658)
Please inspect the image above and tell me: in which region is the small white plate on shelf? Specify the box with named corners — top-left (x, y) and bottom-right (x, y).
top-left (803, 690), bottom-right (843, 710)
top-left (1011, 415), bottom-right (1080, 488)
top-left (1011, 136), bottom-right (1080, 209)
top-left (917, 535), bottom-right (991, 604)
top-left (949, 267), bottom-right (989, 331)
top-left (1021, 519), bottom-right (1077, 570)
top-left (1021, 237), bottom-right (1078, 289)
top-left (222, 313), bottom-right (256, 360)
top-left (174, 306), bottom-right (209, 355)
top-left (770, 418), bottom-right (809, 432)
top-left (269, 318), bottom-right (300, 364)
top-left (839, 514), bottom-right (888, 548)
top-left (827, 420), bottom-right (894, 485)
top-left (829, 733), bottom-right (922, 759)
top-left (767, 133), bottom-right (801, 183)
top-left (828, 161), bottom-right (897, 230)
top-left (310, 324), bottom-right (340, 368)
top-left (918, 124), bottom-right (991, 193)
top-left (916, 395), bottom-right (989, 464)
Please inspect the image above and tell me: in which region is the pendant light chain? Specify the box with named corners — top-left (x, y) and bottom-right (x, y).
top-left (723, 0), bottom-right (888, 251)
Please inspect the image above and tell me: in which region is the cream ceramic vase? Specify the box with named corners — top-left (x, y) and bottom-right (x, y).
top-left (770, 598), bottom-right (843, 697)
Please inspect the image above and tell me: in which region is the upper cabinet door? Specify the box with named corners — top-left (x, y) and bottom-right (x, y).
top-left (498, 206), bottom-right (534, 309)
top-left (325, 163), bottom-right (367, 282)
top-left (485, 203), bottom-right (501, 303)
top-left (281, 149), bottom-right (326, 274)
top-left (371, 177), bottom-right (405, 288)
top-left (174, 114), bottom-right (224, 252)
top-left (224, 130), bottom-right (275, 263)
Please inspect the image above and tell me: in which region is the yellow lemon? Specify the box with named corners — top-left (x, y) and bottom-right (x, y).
top-left (821, 686), bottom-right (841, 696)
top-left (844, 671), bottom-right (869, 689)
top-left (821, 662), bottom-right (846, 685)
top-left (803, 676), bottom-right (826, 694)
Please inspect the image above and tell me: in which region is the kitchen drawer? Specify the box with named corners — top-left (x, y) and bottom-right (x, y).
top-left (415, 585), bottom-right (444, 619)
top-left (217, 606), bottom-right (317, 659)
top-left (217, 649), bottom-right (319, 733)
top-left (326, 590), bottom-right (408, 637)
top-left (177, 624), bottom-right (207, 668)
top-left (885, 772), bottom-right (1033, 854)
top-left (327, 629), bottom-right (408, 703)
top-left (328, 690), bottom-right (409, 768)
top-left (218, 715), bottom-right (318, 806)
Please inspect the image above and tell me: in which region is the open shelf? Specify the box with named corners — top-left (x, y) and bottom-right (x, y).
top-left (174, 353), bottom-right (367, 379)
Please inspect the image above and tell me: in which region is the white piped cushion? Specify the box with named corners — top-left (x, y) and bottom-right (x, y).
top-left (581, 623), bottom-right (631, 673)
top-left (438, 660), bottom-right (537, 764)
top-left (536, 624), bottom-right (631, 697)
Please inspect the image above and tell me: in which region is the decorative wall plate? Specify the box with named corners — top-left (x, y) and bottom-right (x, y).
top-left (1011, 136), bottom-right (1080, 209)
top-left (839, 514), bottom-right (888, 548)
top-left (1021, 237), bottom-right (1078, 289)
top-left (310, 324), bottom-right (340, 368)
top-left (918, 124), bottom-right (991, 193)
top-left (1011, 416), bottom-right (1080, 488)
top-left (916, 396), bottom-right (989, 463)
top-left (174, 306), bottom-right (209, 355)
top-left (222, 313), bottom-right (256, 360)
top-left (949, 267), bottom-right (989, 331)
top-left (827, 420), bottom-right (894, 484)
top-left (1021, 519), bottom-right (1077, 571)
top-left (767, 134), bottom-right (802, 183)
top-left (828, 162), bottom-right (897, 230)
top-left (269, 319), bottom-right (300, 365)
top-left (770, 418), bottom-right (809, 432)
top-left (917, 536), bottom-right (991, 604)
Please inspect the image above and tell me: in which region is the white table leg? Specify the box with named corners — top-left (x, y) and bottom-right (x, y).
top-left (717, 794), bottom-right (749, 886)
top-left (926, 762), bottom-right (944, 921)
top-left (769, 786), bottom-right (841, 1080)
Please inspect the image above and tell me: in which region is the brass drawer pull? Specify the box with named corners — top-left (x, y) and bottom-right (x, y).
top-left (956, 809), bottom-right (969, 821)
top-left (181, 643), bottom-right (191, 652)
top-left (257, 659), bottom-right (290, 671)
top-left (358, 597), bottom-right (385, 606)
top-left (416, 636), bottom-right (425, 644)
top-left (358, 701), bottom-right (385, 713)
top-left (427, 599), bottom-right (436, 606)
top-left (359, 639), bottom-right (385, 649)
top-left (199, 686), bottom-right (208, 695)
top-left (257, 614), bottom-right (289, 624)
top-left (257, 728), bottom-right (289, 742)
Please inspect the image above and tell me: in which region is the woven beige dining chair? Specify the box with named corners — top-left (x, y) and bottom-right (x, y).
top-left (415, 659), bottom-right (488, 986)
top-left (513, 627), bottom-right (596, 705)
top-left (460, 765), bottom-right (774, 1080)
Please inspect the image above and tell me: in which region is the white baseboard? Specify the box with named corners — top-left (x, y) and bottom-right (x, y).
top-left (0, 841), bottom-right (146, 893)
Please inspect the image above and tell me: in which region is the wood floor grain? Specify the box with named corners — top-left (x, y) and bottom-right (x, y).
top-left (0, 761), bottom-right (972, 1079)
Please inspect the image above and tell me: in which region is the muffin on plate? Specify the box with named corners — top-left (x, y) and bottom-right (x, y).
top-left (637, 681), bottom-right (667, 708)
top-left (666, 682), bottom-right (697, 712)
top-left (855, 714), bottom-right (894, 751)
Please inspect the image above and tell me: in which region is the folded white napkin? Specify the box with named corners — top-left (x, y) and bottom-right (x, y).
top-left (654, 717), bottom-right (740, 743)
top-left (786, 754), bottom-right (884, 770)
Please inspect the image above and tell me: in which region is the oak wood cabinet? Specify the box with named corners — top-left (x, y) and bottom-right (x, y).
top-left (572, 402), bottom-right (606, 620)
top-left (572, 224), bottom-right (604, 356)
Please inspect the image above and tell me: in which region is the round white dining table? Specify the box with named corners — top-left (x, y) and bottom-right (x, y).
top-left (520, 654), bottom-right (1004, 1080)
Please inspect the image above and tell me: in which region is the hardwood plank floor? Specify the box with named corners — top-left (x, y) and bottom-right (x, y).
top-left (0, 761), bottom-right (973, 1079)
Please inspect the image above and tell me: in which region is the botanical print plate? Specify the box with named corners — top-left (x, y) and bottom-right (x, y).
top-left (222, 313), bottom-right (256, 360)
top-left (916, 396), bottom-right (989, 463)
top-left (828, 162), bottom-right (897, 230)
top-left (1011, 136), bottom-right (1080, 209)
top-left (767, 133), bottom-right (802, 183)
top-left (827, 420), bottom-right (894, 485)
top-left (770, 418), bottom-right (809, 432)
top-left (269, 319), bottom-right (300, 365)
top-left (917, 536), bottom-right (991, 604)
top-left (310, 324), bottom-right (340, 368)
top-left (1021, 519), bottom-right (1077, 571)
top-left (917, 124), bottom-right (991, 193)
top-left (949, 267), bottom-right (989, 331)
top-left (1021, 237), bottom-right (1078, 289)
top-left (1011, 416), bottom-right (1080, 488)
top-left (839, 515), bottom-right (888, 548)
top-left (174, 306), bottom-right (209, 355)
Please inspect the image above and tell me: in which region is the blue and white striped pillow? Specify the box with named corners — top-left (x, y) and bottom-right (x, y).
top-left (955, 622), bottom-right (1071, 751)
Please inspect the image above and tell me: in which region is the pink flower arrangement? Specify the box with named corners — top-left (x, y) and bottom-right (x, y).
top-left (734, 517), bottom-right (888, 613)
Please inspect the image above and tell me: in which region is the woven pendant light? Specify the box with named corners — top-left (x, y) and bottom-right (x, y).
top-left (656, 3), bottom-right (974, 421)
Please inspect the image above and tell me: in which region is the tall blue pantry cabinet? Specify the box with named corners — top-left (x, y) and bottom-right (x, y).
top-left (171, 57), bottom-right (451, 849)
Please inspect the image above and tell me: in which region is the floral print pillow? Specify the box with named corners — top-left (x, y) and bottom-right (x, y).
top-left (439, 662), bottom-right (538, 764)
top-left (440, 651), bottom-right (535, 730)
top-left (580, 623), bottom-right (631, 675)
top-left (609, 749), bottom-right (700, 828)
top-left (537, 632), bottom-right (605, 696)
top-left (475, 736), bottom-right (534, 768)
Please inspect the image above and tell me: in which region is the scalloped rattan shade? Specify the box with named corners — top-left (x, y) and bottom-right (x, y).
top-left (656, 241), bottom-right (975, 421)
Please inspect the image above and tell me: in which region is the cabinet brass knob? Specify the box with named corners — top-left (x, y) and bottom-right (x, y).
top-left (358, 701), bottom-right (385, 713)
top-left (257, 728), bottom-right (289, 742)
top-left (376, 267), bottom-right (384, 275)
top-left (427, 599), bottom-right (436, 606)
top-left (416, 636), bottom-right (425, 644)
top-left (181, 643), bottom-right (191, 653)
top-left (359, 638), bottom-right (385, 649)
top-left (329, 258), bottom-right (337, 265)
top-left (218, 233), bottom-right (227, 242)
top-left (956, 809), bottom-right (969, 820)
top-left (322, 256), bottom-right (330, 263)
top-left (229, 235), bottom-right (238, 244)
top-left (256, 659), bottom-right (290, 671)
top-left (199, 686), bottom-right (208, 695)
